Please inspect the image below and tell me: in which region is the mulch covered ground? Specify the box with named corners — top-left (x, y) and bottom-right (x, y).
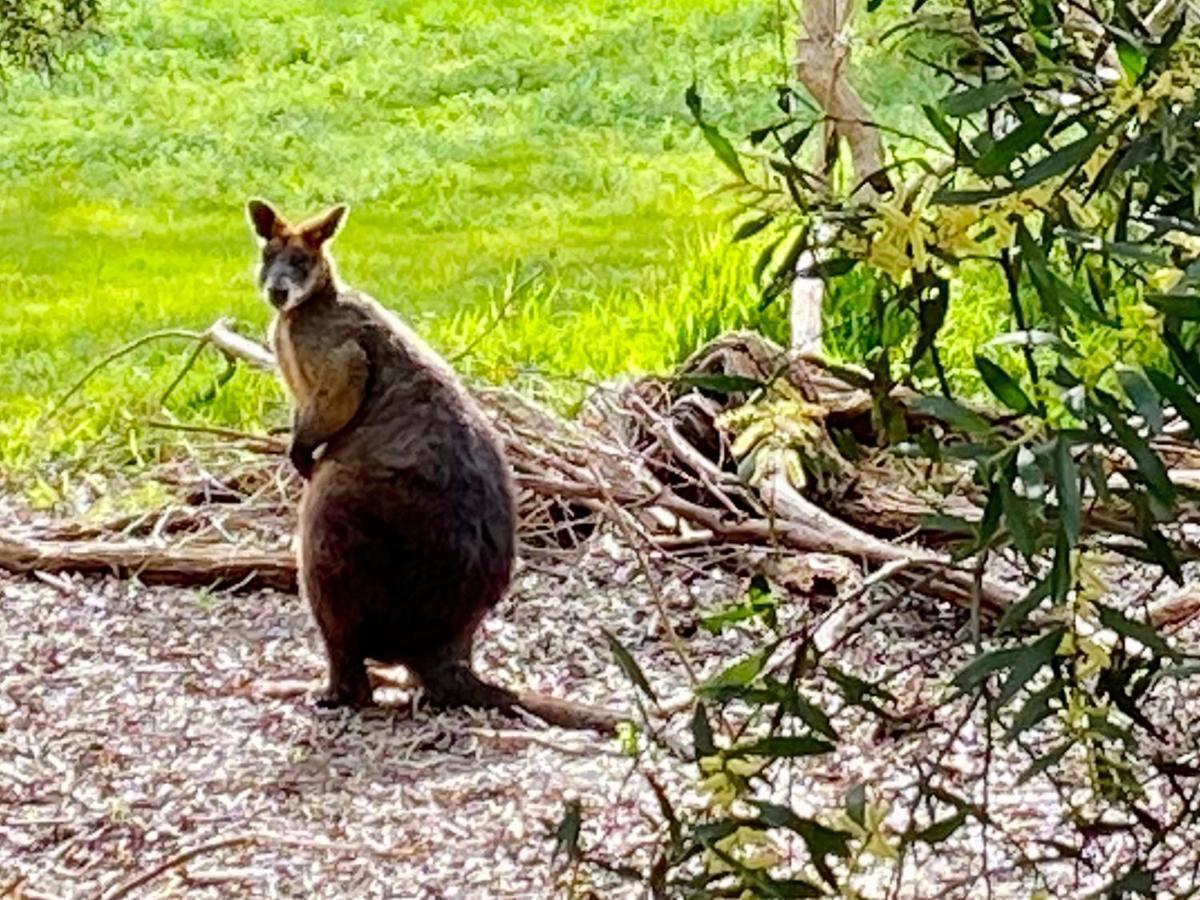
top-left (2, 532), bottom-right (1198, 898)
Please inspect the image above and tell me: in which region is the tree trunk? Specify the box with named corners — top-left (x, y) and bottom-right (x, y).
top-left (791, 0), bottom-right (889, 355)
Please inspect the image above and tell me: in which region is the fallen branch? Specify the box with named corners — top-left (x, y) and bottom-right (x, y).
top-left (0, 534), bottom-right (296, 592)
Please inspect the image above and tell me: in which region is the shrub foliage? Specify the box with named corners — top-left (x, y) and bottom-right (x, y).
top-left (567, 1), bottom-right (1200, 896)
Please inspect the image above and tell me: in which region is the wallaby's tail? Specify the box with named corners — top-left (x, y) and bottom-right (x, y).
top-left (421, 661), bottom-right (625, 734)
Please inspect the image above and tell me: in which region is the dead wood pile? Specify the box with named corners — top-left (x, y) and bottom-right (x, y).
top-left (7, 326), bottom-right (1200, 621)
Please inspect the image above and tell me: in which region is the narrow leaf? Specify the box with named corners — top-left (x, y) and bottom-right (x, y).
top-left (976, 355), bottom-right (1034, 414)
top-left (996, 627), bottom-right (1065, 707)
top-left (915, 396), bottom-right (993, 435)
top-left (940, 79), bottom-right (1020, 117)
top-left (1054, 435), bottom-right (1081, 546)
top-left (1013, 132), bottom-right (1105, 190)
top-left (1117, 367), bottom-right (1164, 433)
top-left (603, 629), bottom-right (658, 701)
top-left (1145, 293), bottom-right (1200, 319)
top-left (1096, 604), bottom-right (1177, 658)
top-left (677, 372), bottom-right (765, 395)
top-left (974, 113), bottom-right (1055, 176)
top-left (913, 810), bottom-right (968, 845)
top-left (730, 735), bottom-right (835, 758)
top-left (552, 799), bottom-right (582, 862)
top-left (692, 702), bottom-right (716, 759)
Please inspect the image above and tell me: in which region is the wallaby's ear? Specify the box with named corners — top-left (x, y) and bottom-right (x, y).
top-left (246, 198), bottom-right (282, 241)
top-left (301, 203), bottom-right (349, 247)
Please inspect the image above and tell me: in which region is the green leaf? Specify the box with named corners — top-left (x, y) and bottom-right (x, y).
top-left (1117, 367), bottom-right (1164, 433)
top-left (933, 185), bottom-right (1017, 205)
top-left (915, 396), bottom-right (993, 435)
top-left (645, 774), bottom-right (683, 853)
top-left (1017, 739), bottom-right (1071, 785)
top-left (1095, 865), bottom-right (1154, 898)
top-left (701, 603), bottom-right (762, 633)
top-left (913, 810), bottom-right (967, 844)
top-left (552, 799), bottom-right (582, 862)
top-left (677, 372), bottom-right (765, 396)
top-left (1145, 293), bottom-right (1200, 319)
top-left (1013, 132), bottom-right (1105, 190)
top-left (602, 629), bottom-right (658, 702)
top-left (692, 702), bottom-right (715, 759)
top-left (753, 801), bottom-right (851, 888)
top-left (1054, 435), bottom-right (1081, 546)
top-left (1096, 604), bottom-right (1177, 658)
top-left (998, 471), bottom-right (1037, 559)
top-left (1097, 395), bottom-right (1175, 506)
top-left (685, 81), bottom-right (745, 180)
top-left (1116, 39), bottom-right (1148, 82)
top-left (954, 646), bottom-right (1022, 692)
top-left (1164, 328), bottom-right (1200, 392)
top-left (996, 627), bottom-right (1065, 707)
top-left (787, 692), bottom-right (839, 742)
top-left (756, 878), bottom-right (824, 898)
top-left (1049, 530), bottom-right (1073, 602)
top-left (733, 215), bottom-right (773, 242)
top-left (974, 113), bottom-right (1055, 176)
top-left (910, 283), bottom-right (949, 369)
top-left (684, 82), bottom-right (703, 121)
top-left (922, 103), bottom-right (970, 156)
top-left (701, 122), bottom-right (746, 180)
top-left (1003, 678), bottom-right (1063, 741)
top-left (940, 78), bottom-right (1020, 117)
top-left (699, 649), bottom-right (770, 698)
top-left (998, 575), bottom-right (1052, 633)
top-left (1144, 368), bottom-right (1200, 437)
top-left (826, 667), bottom-right (895, 715)
top-left (730, 735), bottom-right (835, 758)
top-left (976, 355), bottom-right (1034, 414)
top-left (1016, 221), bottom-right (1111, 325)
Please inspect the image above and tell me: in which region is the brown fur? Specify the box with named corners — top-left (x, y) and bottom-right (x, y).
top-left (246, 199), bottom-right (621, 732)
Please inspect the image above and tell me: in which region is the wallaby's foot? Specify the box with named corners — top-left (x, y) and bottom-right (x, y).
top-left (417, 660), bottom-right (515, 711)
top-left (315, 657), bottom-right (373, 709)
top-left (314, 684), bottom-right (374, 709)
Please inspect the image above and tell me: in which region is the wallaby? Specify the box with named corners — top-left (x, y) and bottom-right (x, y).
top-left (246, 198), bottom-right (620, 733)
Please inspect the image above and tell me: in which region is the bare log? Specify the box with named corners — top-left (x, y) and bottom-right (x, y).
top-left (0, 535), bottom-right (296, 592)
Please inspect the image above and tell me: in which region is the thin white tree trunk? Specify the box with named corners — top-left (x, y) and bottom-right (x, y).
top-left (790, 0), bottom-right (887, 356)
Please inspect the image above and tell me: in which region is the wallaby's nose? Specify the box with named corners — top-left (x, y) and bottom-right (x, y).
top-left (268, 287), bottom-right (289, 307)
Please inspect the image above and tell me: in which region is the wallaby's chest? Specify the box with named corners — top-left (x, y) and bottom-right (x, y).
top-left (270, 315), bottom-right (312, 405)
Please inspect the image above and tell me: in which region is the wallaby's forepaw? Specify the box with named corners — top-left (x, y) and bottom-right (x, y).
top-left (289, 439), bottom-right (315, 480)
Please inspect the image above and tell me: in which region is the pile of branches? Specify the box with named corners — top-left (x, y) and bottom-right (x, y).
top-left (6, 323), bottom-right (1200, 629)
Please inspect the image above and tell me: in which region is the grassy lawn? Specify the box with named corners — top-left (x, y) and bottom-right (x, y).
top-left (0, 0), bottom-right (943, 496)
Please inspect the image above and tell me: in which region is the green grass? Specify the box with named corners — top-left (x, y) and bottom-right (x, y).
top-left (0, 0), bottom-right (945, 500)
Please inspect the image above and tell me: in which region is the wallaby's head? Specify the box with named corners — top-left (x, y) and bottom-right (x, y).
top-left (246, 199), bottom-right (348, 310)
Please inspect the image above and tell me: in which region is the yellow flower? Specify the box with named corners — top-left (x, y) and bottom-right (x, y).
top-left (700, 771), bottom-right (737, 809)
top-left (711, 826), bottom-right (782, 872)
top-left (1076, 634), bottom-right (1112, 679)
top-left (1165, 230), bottom-right (1200, 256)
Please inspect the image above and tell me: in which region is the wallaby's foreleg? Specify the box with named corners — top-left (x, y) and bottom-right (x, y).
top-left (290, 339), bottom-right (369, 478)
